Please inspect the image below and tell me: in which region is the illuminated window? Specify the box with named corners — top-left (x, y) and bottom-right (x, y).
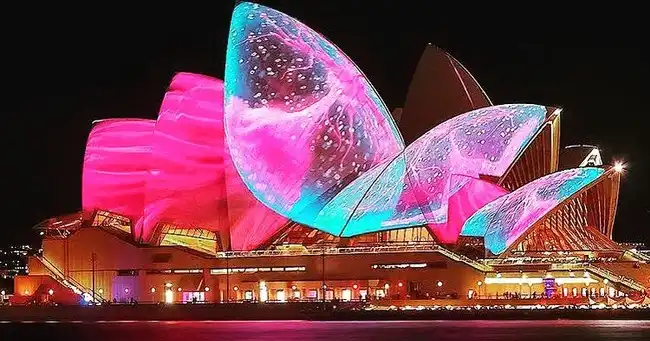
top-left (341, 289), bottom-right (352, 301)
top-left (572, 288), bottom-right (578, 297)
top-left (259, 281), bottom-right (268, 302)
top-left (375, 289), bottom-right (385, 299)
top-left (359, 289), bottom-right (368, 300)
top-left (371, 263), bottom-right (436, 270)
top-left (182, 292), bottom-right (205, 303)
top-left (562, 287), bottom-right (568, 297)
top-left (609, 287), bottom-right (616, 297)
top-left (164, 289), bottom-right (174, 304)
top-left (172, 269), bottom-right (202, 274)
top-left (307, 290), bottom-right (318, 299)
top-left (293, 290), bottom-right (301, 299)
top-left (276, 290), bottom-right (286, 302)
top-left (599, 287), bottom-right (605, 297)
top-left (244, 290), bottom-right (254, 300)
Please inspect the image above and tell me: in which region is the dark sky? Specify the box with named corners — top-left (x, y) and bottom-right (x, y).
top-left (4, 2), bottom-right (649, 246)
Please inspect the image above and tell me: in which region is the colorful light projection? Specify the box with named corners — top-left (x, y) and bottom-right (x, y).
top-left (140, 73), bottom-right (230, 243)
top-left (82, 119), bottom-right (155, 229)
top-left (460, 167), bottom-right (605, 254)
top-left (224, 2), bottom-right (404, 235)
top-left (332, 104), bottom-right (547, 240)
top-left (445, 175), bottom-right (510, 243)
top-left (224, 2), bottom-right (551, 241)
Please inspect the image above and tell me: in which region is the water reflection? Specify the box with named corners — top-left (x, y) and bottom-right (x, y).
top-left (1, 320), bottom-right (649, 341)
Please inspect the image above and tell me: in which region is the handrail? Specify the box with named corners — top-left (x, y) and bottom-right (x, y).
top-left (216, 244), bottom-right (491, 272)
top-left (625, 249), bottom-right (650, 262)
top-left (36, 256), bottom-right (103, 302)
top-left (434, 246), bottom-right (492, 272)
top-left (586, 264), bottom-right (646, 292)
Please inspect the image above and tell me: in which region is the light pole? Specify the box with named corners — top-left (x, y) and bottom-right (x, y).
top-left (321, 248), bottom-right (326, 311)
top-left (477, 281), bottom-right (483, 299)
top-left (91, 252), bottom-right (96, 303)
top-left (225, 252), bottom-right (230, 303)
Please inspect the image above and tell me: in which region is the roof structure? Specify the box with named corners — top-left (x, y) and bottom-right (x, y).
top-left (69, 1), bottom-right (622, 258)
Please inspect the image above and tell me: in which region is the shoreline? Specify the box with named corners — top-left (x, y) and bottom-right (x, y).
top-left (1, 304), bottom-right (649, 322)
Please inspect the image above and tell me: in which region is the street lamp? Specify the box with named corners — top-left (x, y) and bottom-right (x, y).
top-left (48, 289), bottom-right (54, 296)
top-left (150, 287), bottom-right (156, 303)
top-left (477, 281), bottom-right (483, 299)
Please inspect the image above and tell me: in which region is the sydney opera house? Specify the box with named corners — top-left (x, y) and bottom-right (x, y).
top-left (13, 2), bottom-right (650, 306)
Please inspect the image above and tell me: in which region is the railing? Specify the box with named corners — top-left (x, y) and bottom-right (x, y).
top-left (216, 243), bottom-right (441, 258)
top-left (434, 246), bottom-right (492, 272)
top-left (586, 264), bottom-right (647, 292)
top-left (216, 243), bottom-right (491, 272)
top-left (36, 256), bottom-right (103, 302)
top-left (625, 249), bottom-right (650, 262)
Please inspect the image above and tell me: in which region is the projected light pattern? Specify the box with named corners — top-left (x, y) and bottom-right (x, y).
top-left (141, 73), bottom-right (230, 243)
top-left (224, 2), bottom-right (403, 235)
top-left (461, 167), bottom-right (604, 254)
top-left (82, 119), bottom-right (155, 227)
top-left (445, 175), bottom-right (509, 243)
top-left (330, 104), bottom-right (546, 239)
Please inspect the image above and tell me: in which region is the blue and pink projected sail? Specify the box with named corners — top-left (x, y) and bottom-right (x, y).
top-left (81, 2), bottom-right (578, 251)
top-left (460, 167), bottom-right (605, 254)
top-left (224, 2), bottom-right (404, 235)
top-left (224, 2), bottom-right (550, 240)
top-left (333, 104), bottom-right (547, 240)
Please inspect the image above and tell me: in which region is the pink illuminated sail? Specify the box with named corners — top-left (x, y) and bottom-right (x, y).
top-left (140, 73), bottom-right (231, 244)
top-left (82, 119), bottom-right (155, 231)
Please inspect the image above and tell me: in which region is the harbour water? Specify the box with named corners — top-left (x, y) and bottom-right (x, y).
top-left (1, 320), bottom-right (649, 340)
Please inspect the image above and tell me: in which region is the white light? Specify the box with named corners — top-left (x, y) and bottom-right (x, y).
top-left (165, 289), bottom-right (174, 304)
top-left (614, 162), bottom-right (625, 173)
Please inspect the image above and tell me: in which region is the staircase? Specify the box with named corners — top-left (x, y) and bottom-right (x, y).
top-left (434, 245), bottom-right (492, 272)
top-left (587, 264), bottom-right (647, 292)
top-left (35, 256), bottom-right (104, 303)
top-left (625, 249), bottom-right (650, 262)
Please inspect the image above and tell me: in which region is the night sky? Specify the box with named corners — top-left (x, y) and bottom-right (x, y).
top-left (5, 2), bottom-right (649, 246)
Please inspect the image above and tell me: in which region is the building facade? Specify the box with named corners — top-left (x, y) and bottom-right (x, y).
top-left (12, 2), bottom-right (650, 306)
